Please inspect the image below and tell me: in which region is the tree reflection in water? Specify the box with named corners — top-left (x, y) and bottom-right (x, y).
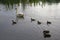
top-left (0, 0), bottom-right (60, 9)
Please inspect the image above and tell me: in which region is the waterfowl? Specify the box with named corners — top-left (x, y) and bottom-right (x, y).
top-left (15, 7), bottom-right (24, 18)
top-left (43, 30), bottom-right (50, 33)
top-left (17, 14), bottom-right (24, 18)
top-left (12, 20), bottom-right (17, 24)
top-left (37, 21), bottom-right (41, 24)
top-left (47, 21), bottom-right (51, 25)
top-left (43, 29), bottom-right (51, 38)
top-left (31, 18), bottom-right (35, 22)
top-left (43, 33), bottom-right (51, 38)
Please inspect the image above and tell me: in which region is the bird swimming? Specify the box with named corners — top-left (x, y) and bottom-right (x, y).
top-left (12, 20), bottom-right (16, 24)
top-left (43, 33), bottom-right (51, 38)
top-left (31, 18), bottom-right (35, 22)
top-left (37, 21), bottom-right (41, 25)
top-left (43, 29), bottom-right (51, 38)
top-left (47, 21), bottom-right (51, 25)
top-left (17, 14), bottom-right (24, 18)
top-left (15, 7), bottom-right (24, 19)
top-left (43, 30), bottom-right (50, 33)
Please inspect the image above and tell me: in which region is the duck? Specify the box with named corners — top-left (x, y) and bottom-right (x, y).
top-left (47, 21), bottom-right (51, 25)
top-left (44, 33), bottom-right (51, 38)
top-left (12, 20), bottom-right (17, 24)
top-left (31, 18), bottom-right (35, 22)
top-left (43, 30), bottom-right (50, 33)
top-left (43, 29), bottom-right (51, 38)
top-left (37, 21), bottom-right (41, 24)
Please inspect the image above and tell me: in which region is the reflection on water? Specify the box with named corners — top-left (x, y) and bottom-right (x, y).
top-left (0, 0), bottom-right (60, 40)
top-left (0, 0), bottom-right (60, 9)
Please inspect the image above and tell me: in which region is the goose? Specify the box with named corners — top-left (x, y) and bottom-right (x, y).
top-left (12, 20), bottom-right (17, 24)
top-left (37, 21), bottom-right (41, 24)
top-left (47, 21), bottom-right (51, 25)
top-left (31, 18), bottom-right (35, 22)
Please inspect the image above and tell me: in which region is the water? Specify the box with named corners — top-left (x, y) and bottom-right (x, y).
top-left (0, 2), bottom-right (60, 40)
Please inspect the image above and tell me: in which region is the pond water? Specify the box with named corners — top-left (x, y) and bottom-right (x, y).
top-left (0, 2), bottom-right (60, 40)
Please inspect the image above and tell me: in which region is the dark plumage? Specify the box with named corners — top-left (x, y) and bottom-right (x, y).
top-left (43, 33), bottom-right (51, 38)
top-left (43, 30), bottom-right (50, 33)
top-left (43, 30), bottom-right (51, 38)
top-left (47, 21), bottom-right (51, 25)
top-left (12, 20), bottom-right (17, 24)
top-left (31, 18), bottom-right (35, 22)
top-left (37, 21), bottom-right (41, 24)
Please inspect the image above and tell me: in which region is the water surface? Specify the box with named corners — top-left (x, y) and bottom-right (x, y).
top-left (0, 1), bottom-right (60, 40)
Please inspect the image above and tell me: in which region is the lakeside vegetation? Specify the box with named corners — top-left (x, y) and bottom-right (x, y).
top-left (0, 0), bottom-right (60, 4)
top-left (0, 0), bottom-right (60, 8)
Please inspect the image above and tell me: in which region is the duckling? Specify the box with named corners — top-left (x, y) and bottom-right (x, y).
top-left (12, 20), bottom-right (17, 24)
top-left (47, 21), bottom-right (51, 25)
top-left (43, 30), bottom-right (50, 33)
top-left (43, 33), bottom-right (51, 38)
top-left (31, 18), bottom-right (35, 22)
top-left (37, 21), bottom-right (41, 25)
